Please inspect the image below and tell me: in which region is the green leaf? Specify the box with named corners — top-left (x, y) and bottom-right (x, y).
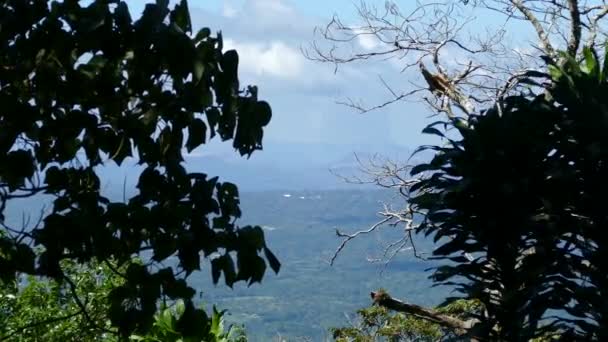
top-left (206, 107), bottom-right (220, 139)
top-left (15, 244), bottom-right (35, 273)
top-left (254, 100), bottom-right (272, 127)
top-left (237, 226), bottom-right (265, 250)
top-left (156, 0), bottom-right (170, 10)
top-left (410, 192), bottom-right (440, 208)
top-left (601, 44), bottom-right (608, 82)
top-left (0, 1), bottom-right (273, 338)
top-left (582, 46), bottom-right (598, 76)
top-left (548, 64), bottom-right (563, 81)
top-left (178, 245), bottom-right (200, 275)
top-left (211, 257), bottom-right (222, 285)
top-left (88, 54), bottom-right (107, 70)
top-left (115, 2), bottom-right (132, 28)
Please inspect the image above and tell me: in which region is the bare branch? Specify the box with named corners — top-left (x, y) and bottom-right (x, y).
top-left (328, 153), bottom-right (435, 266)
top-left (510, 0), bottom-right (555, 56)
top-left (331, 217), bottom-right (393, 266)
top-left (306, 0), bottom-right (585, 116)
top-left (586, 5), bottom-right (608, 48)
top-left (370, 291), bottom-right (479, 333)
top-left (567, 0), bottom-right (582, 55)
top-left (0, 309), bottom-right (85, 341)
top-left (63, 274), bottom-right (116, 335)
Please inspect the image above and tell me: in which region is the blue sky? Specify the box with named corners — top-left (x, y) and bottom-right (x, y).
top-left (199, 0), bottom-right (433, 148)
top-left (122, 1), bottom-right (538, 153)
top-left (95, 0), bottom-right (541, 191)
top-left (127, 0), bottom-right (440, 150)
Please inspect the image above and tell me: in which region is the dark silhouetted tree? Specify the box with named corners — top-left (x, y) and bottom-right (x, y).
top-left (332, 47), bottom-right (608, 340)
top-left (0, 0), bottom-right (279, 338)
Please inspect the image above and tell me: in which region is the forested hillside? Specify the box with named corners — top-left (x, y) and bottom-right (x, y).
top-left (196, 190), bottom-right (445, 341)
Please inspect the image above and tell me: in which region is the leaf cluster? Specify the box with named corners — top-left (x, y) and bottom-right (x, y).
top-left (0, 0), bottom-right (278, 337)
top-left (408, 46), bottom-right (608, 340)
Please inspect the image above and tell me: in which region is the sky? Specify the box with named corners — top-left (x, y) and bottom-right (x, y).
top-left (121, 0), bottom-right (539, 152)
top-left (6, 0), bottom-right (545, 214)
top-left (127, 0), bottom-right (442, 150)
top-left (95, 0), bottom-right (541, 191)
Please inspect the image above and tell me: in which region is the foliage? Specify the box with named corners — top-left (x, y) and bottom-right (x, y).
top-left (0, 258), bottom-right (125, 341)
top-left (307, 1), bottom-right (608, 340)
top-left (405, 46), bottom-right (608, 340)
top-left (331, 299), bottom-right (482, 342)
top-left (130, 300), bottom-right (247, 342)
top-left (0, 257), bottom-right (247, 342)
top-left (0, 0), bottom-right (279, 338)
top-left (0, 189), bottom-right (441, 341)
top-left (539, 45), bottom-right (608, 341)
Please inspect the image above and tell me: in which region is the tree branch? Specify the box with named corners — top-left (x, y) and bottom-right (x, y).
top-left (0, 310), bottom-right (84, 341)
top-left (330, 217), bottom-right (393, 266)
top-left (586, 5), bottom-right (608, 48)
top-left (370, 291), bottom-right (478, 334)
top-left (567, 0), bottom-right (582, 55)
top-left (510, 0), bottom-right (555, 57)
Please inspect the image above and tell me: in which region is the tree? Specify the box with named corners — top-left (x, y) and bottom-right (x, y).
top-left (0, 258), bottom-right (123, 341)
top-left (331, 293), bottom-right (483, 341)
top-left (0, 0), bottom-right (279, 337)
top-left (0, 258), bottom-right (246, 341)
top-left (130, 300), bottom-right (247, 342)
top-left (311, 0), bottom-right (608, 272)
top-left (308, 2), bottom-right (608, 339)
top-left (328, 48), bottom-right (608, 340)
top-left (306, 0), bottom-right (606, 116)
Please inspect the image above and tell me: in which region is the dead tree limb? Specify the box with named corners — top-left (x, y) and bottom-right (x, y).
top-left (370, 291), bottom-right (479, 334)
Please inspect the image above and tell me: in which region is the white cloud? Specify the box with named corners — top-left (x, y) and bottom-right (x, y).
top-left (357, 34), bottom-right (379, 50)
top-left (250, 0), bottom-right (295, 16)
top-left (223, 39), bottom-right (305, 79)
top-left (222, 3), bottom-right (238, 18)
top-left (352, 28), bottom-right (380, 51)
top-left (186, 0), bottom-right (434, 148)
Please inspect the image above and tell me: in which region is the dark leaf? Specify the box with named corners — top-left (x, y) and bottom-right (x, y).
top-left (170, 0), bottom-right (192, 33)
top-left (264, 247), bottom-right (281, 274)
top-left (186, 118), bottom-right (206, 152)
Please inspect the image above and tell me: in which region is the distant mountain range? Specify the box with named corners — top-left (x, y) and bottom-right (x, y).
top-left (183, 141), bottom-right (416, 191)
top-left (89, 141), bottom-right (418, 198)
top-left (4, 141), bottom-right (424, 229)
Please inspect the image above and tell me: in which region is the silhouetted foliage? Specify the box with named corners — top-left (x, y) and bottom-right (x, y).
top-left (0, 0), bottom-right (279, 338)
top-left (408, 46), bottom-right (608, 340)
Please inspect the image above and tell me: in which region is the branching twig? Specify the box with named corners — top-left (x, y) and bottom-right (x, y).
top-left (331, 217), bottom-right (392, 266)
top-left (0, 310), bottom-right (84, 341)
